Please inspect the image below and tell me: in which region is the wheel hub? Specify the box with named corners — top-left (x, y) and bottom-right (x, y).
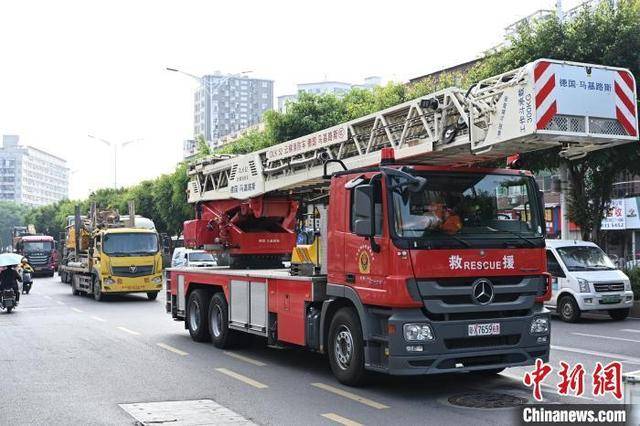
top-left (190, 301), bottom-right (200, 331)
top-left (211, 305), bottom-right (222, 338)
top-left (334, 326), bottom-right (354, 370)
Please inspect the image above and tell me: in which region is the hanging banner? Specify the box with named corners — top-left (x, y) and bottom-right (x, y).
top-left (601, 199), bottom-right (625, 230)
top-left (625, 197), bottom-right (640, 229)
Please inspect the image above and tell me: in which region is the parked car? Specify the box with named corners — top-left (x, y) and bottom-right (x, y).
top-left (170, 248), bottom-right (217, 268)
top-left (545, 239), bottom-right (634, 322)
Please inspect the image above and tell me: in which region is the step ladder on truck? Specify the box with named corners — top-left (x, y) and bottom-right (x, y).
top-left (166, 59), bottom-right (638, 385)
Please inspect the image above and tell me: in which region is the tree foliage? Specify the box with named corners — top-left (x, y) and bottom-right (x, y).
top-left (0, 202), bottom-right (29, 250)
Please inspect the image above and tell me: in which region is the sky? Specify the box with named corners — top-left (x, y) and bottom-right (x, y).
top-left (0, 0), bottom-right (584, 199)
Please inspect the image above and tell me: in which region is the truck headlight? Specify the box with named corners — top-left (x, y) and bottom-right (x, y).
top-left (530, 317), bottom-right (549, 334)
top-left (151, 276), bottom-right (162, 284)
top-left (403, 323), bottom-right (434, 342)
top-left (577, 278), bottom-right (590, 293)
top-left (625, 281), bottom-right (631, 292)
top-left (104, 278), bottom-right (115, 285)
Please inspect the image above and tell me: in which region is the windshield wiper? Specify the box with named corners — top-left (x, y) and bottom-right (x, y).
top-left (489, 228), bottom-right (538, 247)
top-left (444, 234), bottom-right (471, 248)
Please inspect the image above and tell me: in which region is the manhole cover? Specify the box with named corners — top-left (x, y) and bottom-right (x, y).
top-left (448, 392), bottom-right (527, 409)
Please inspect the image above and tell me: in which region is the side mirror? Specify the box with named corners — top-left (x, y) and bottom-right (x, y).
top-left (353, 185), bottom-right (375, 237)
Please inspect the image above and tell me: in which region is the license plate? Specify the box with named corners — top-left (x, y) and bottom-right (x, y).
top-left (600, 295), bottom-right (621, 304)
top-left (468, 323), bottom-right (500, 337)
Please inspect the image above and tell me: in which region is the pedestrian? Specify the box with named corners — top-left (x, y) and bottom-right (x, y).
top-left (0, 264), bottom-right (22, 303)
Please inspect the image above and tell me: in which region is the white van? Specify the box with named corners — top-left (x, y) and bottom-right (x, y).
top-left (171, 248), bottom-right (217, 268)
top-left (546, 240), bottom-right (634, 322)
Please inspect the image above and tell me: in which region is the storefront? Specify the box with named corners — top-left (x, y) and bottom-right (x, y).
top-left (601, 197), bottom-right (640, 268)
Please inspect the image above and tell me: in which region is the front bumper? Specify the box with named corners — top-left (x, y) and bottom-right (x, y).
top-left (366, 306), bottom-right (550, 375)
top-left (102, 274), bottom-right (163, 293)
top-left (576, 291), bottom-right (634, 311)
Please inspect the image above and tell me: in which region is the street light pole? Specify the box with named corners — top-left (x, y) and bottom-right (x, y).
top-left (88, 135), bottom-right (141, 189)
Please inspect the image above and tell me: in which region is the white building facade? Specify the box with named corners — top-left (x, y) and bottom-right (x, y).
top-left (0, 135), bottom-right (69, 207)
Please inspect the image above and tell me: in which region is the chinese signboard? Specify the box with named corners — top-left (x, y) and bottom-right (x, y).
top-left (554, 64), bottom-right (616, 119)
top-left (601, 199), bottom-right (625, 230)
top-left (265, 124), bottom-right (348, 161)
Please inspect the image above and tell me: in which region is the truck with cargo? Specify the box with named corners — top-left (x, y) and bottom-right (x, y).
top-left (58, 202), bottom-right (164, 301)
top-left (165, 59), bottom-right (638, 385)
top-left (12, 225), bottom-right (58, 276)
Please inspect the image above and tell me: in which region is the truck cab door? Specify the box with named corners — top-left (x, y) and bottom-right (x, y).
top-left (546, 249), bottom-right (566, 306)
top-left (343, 178), bottom-right (389, 302)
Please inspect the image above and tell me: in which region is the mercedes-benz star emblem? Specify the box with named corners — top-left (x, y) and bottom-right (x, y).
top-left (129, 265), bottom-right (137, 273)
top-left (471, 278), bottom-right (494, 305)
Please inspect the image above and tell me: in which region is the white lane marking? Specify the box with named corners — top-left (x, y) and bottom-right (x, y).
top-left (117, 326), bottom-right (141, 336)
top-left (70, 307), bottom-right (84, 313)
top-left (156, 343), bottom-right (188, 356)
top-left (311, 382), bottom-right (389, 409)
top-left (552, 344), bottom-right (640, 365)
top-left (621, 328), bottom-right (640, 333)
top-left (572, 332), bottom-right (640, 344)
top-left (501, 372), bottom-right (596, 401)
top-left (44, 295), bottom-right (52, 300)
top-left (56, 301), bottom-right (65, 305)
top-left (223, 351), bottom-right (266, 366)
top-left (321, 413), bottom-right (363, 426)
top-left (91, 316), bottom-right (106, 322)
top-left (215, 368), bottom-right (268, 389)
top-left (120, 399), bottom-right (256, 425)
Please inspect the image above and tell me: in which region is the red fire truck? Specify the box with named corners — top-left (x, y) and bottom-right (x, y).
top-left (165, 59), bottom-right (638, 385)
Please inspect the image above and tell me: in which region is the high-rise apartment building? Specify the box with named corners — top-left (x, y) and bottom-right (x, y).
top-left (0, 135), bottom-right (69, 207)
top-left (193, 73), bottom-right (273, 148)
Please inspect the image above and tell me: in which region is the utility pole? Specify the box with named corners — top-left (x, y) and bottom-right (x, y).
top-left (559, 161), bottom-right (573, 240)
top-left (88, 135), bottom-right (141, 189)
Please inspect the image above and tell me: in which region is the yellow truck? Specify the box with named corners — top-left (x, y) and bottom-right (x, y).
top-left (58, 202), bottom-right (163, 301)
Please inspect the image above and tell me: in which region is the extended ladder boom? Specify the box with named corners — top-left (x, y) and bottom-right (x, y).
top-left (188, 59), bottom-right (637, 203)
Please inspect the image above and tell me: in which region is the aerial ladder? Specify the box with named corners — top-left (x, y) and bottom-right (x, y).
top-left (183, 59), bottom-right (638, 267)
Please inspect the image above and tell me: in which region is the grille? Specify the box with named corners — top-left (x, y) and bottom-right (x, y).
top-left (589, 117), bottom-right (627, 136)
top-left (27, 254), bottom-right (50, 266)
top-left (444, 334), bottom-right (520, 350)
top-left (593, 282), bottom-right (625, 293)
top-left (111, 265), bottom-right (154, 277)
top-left (544, 114), bottom-right (585, 132)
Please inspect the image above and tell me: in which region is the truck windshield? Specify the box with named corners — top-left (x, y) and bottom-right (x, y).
top-left (24, 241), bottom-right (53, 252)
top-left (390, 172), bottom-right (543, 248)
top-left (188, 252), bottom-right (214, 262)
top-left (103, 233), bottom-right (159, 256)
top-left (556, 246), bottom-right (616, 271)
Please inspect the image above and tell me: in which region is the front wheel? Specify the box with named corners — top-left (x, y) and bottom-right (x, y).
top-left (147, 292), bottom-right (158, 301)
top-left (187, 289), bottom-right (210, 342)
top-left (6, 306), bottom-right (12, 313)
top-left (328, 307), bottom-right (367, 386)
top-left (93, 276), bottom-right (104, 301)
top-left (608, 308), bottom-right (630, 321)
top-left (558, 295), bottom-right (581, 323)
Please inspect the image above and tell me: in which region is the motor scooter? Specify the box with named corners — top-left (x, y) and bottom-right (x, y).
top-left (0, 289), bottom-right (17, 313)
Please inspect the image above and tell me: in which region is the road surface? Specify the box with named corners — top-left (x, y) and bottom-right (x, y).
top-left (1, 276), bottom-right (637, 425)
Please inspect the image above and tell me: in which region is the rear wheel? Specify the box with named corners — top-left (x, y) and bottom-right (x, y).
top-left (328, 307), bottom-right (367, 386)
top-left (208, 292), bottom-right (249, 348)
top-left (608, 308), bottom-right (630, 321)
top-left (71, 275), bottom-right (80, 296)
top-left (558, 295), bottom-right (581, 323)
top-left (147, 292), bottom-right (158, 301)
top-left (187, 289), bottom-right (210, 342)
top-left (6, 306), bottom-right (12, 313)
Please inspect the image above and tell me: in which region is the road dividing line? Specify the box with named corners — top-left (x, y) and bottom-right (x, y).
top-left (321, 413), bottom-right (363, 426)
top-left (56, 301), bottom-right (65, 305)
top-left (91, 316), bottom-right (106, 322)
top-left (621, 328), bottom-right (640, 333)
top-left (223, 351), bottom-right (266, 366)
top-left (311, 383), bottom-right (389, 409)
top-left (572, 332), bottom-right (640, 344)
top-left (117, 326), bottom-right (141, 336)
top-left (552, 345), bottom-right (640, 364)
top-left (215, 368), bottom-right (268, 389)
top-left (157, 343), bottom-right (188, 356)
top-left (70, 307), bottom-right (84, 313)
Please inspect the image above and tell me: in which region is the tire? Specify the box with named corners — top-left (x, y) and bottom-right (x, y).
top-left (6, 306), bottom-right (12, 314)
top-left (71, 278), bottom-right (80, 296)
top-left (93, 276), bottom-right (104, 301)
top-left (208, 292), bottom-right (249, 349)
top-left (328, 307), bottom-right (367, 386)
top-left (608, 308), bottom-right (630, 321)
top-left (187, 289), bottom-right (210, 342)
top-left (147, 292), bottom-right (159, 301)
top-left (558, 295), bottom-right (581, 323)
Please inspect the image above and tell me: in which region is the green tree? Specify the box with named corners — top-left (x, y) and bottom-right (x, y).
top-left (0, 202), bottom-right (28, 251)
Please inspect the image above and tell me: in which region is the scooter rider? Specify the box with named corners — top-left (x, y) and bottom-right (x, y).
top-left (20, 258), bottom-right (34, 294)
top-left (0, 265), bottom-right (22, 303)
